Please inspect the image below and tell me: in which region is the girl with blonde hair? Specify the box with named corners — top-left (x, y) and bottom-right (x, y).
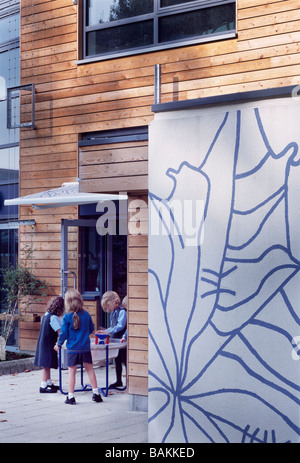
top-left (96, 291), bottom-right (127, 388)
top-left (55, 289), bottom-right (103, 405)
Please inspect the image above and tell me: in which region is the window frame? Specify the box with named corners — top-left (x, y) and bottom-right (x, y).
top-left (79, 126), bottom-right (149, 146)
top-left (81, 0), bottom-right (236, 62)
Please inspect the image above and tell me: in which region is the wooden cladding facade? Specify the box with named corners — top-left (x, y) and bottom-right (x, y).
top-left (128, 196), bottom-right (148, 396)
top-left (19, 0), bottom-right (300, 397)
top-left (79, 140), bottom-right (148, 193)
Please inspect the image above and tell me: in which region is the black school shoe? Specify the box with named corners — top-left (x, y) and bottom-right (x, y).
top-left (109, 381), bottom-right (123, 389)
top-left (65, 396), bottom-right (76, 405)
top-left (92, 393), bottom-right (103, 403)
top-left (39, 384), bottom-right (58, 393)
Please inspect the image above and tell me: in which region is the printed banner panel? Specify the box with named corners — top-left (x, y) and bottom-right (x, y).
top-left (148, 97), bottom-right (300, 443)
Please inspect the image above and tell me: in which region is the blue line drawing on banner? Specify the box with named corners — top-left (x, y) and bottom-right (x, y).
top-left (148, 107), bottom-right (300, 443)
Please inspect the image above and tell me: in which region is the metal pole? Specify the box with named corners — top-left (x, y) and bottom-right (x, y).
top-left (61, 219), bottom-right (68, 296)
top-left (154, 64), bottom-right (161, 105)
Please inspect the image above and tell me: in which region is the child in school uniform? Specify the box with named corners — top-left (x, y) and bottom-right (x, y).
top-left (55, 289), bottom-right (103, 405)
top-left (34, 296), bottom-right (65, 393)
top-left (120, 296), bottom-right (128, 344)
top-left (96, 291), bottom-right (127, 388)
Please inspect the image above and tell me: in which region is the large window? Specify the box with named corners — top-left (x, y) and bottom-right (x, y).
top-left (0, 0), bottom-right (20, 349)
top-left (0, 226), bottom-right (18, 347)
top-left (83, 0), bottom-right (236, 59)
top-left (0, 0), bottom-right (20, 170)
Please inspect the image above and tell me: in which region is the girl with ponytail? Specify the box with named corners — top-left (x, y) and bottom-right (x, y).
top-left (55, 289), bottom-right (103, 405)
top-left (65, 289), bottom-right (82, 330)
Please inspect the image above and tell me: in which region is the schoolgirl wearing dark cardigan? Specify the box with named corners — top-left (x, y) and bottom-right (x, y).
top-left (34, 296), bottom-right (65, 393)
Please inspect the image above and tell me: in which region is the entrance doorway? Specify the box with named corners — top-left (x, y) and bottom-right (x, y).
top-left (61, 212), bottom-right (127, 328)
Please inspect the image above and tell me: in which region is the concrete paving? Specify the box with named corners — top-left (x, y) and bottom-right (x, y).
top-left (0, 363), bottom-right (148, 443)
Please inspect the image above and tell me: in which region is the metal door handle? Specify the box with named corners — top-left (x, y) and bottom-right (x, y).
top-left (64, 270), bottom-right (77, 289)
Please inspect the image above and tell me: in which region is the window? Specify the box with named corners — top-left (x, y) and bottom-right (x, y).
top-left (79, 126), bottom-right (149, 146)
top-left (81, 224), bottom-right (107, 294)
top-left (0, 9), bottom-right (19, 46)
top-left (0, 226), bottom-right (18, 347)
top-left (0, 0), bottom-right (20, 168)
top-left (0, 0), bottom-right (20, 349)
top-left (83, 0), bottom-right (236, 59)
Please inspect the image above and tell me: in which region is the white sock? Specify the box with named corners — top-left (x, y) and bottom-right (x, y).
top-left (47, 379), bottom-right (53, 386)
top-left (93, 388), bottom-right (99, 395)
top-left (41, 381), bottom-right (47, 389)
top-left (68, 393), bottom-right (75, 399)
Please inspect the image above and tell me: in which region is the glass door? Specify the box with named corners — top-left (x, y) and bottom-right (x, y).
top-left (60, 218), bottom-right (97, 297)
top-left (60, 217), bottom-right (127, 328)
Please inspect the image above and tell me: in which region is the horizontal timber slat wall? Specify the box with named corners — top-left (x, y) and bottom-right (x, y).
top-left (79, 142), bottom-right (149, 396)
top-left (19, 0), bottom-right (300, 392)
top-left (79, 141), bottom-right (148, 193)
top-left (128, 196), bottom-right (148, 396)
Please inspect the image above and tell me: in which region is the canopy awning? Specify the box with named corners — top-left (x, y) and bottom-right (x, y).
top-left (4, 182), bottom-right (128, 210)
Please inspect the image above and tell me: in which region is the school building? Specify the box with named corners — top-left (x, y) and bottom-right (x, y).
top-left (1, 0), bottom-right (300, 442)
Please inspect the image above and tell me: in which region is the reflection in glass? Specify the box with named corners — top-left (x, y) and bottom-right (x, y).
top-left (87, 0), bottom-right (153, 25)
top-left (0, 145), bottom-right (19, 170)
top-left (0, 2), bottom-right (20, 148)
top-left (0, 100), bottom-right (19, 148)
top-left (0, 14), bottom-right (19, 43)
top-left (83, 227), bottom-right (105, 293)
top-left (0, 76), bottom-right (6, 101)
top-left (81, 218), bottom-right (127, 327)
top-left (87, 20), bottom-right (153, 55)
top-left (161, 0), bottom-right (195, 7)
top-left (0, 48), bottom-right (20, 147)
top-left (84, 1), bottom-right (236, 58)
top-left (112, 234), bottom-right (127, 302)
top-left (159, 4), bottom-right (235, 43)
top-left (0, 48), bottom-right (20, 87)
top-left (0, 229), bottom-right (18, 347)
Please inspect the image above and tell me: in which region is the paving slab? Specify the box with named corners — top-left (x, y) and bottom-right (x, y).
top-left (0, 364), bottom-right (148, 444)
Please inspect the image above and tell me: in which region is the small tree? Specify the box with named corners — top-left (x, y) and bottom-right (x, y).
top-left (0, 244), bottom-right (52, 360)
